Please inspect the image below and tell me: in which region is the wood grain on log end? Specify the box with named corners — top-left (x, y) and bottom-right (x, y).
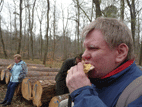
top-left (21, 78), bottom-right (32, 100)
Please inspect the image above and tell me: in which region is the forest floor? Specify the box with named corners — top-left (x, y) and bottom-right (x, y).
top-left (0, 58), bottom-right (62, 107)
top-left (0, 82), bottom-right (35, 107)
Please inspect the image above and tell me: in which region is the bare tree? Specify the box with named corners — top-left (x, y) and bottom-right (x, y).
top-left (17, 0), bottom-right (23, 54)
top-left (43, 0), bottom-right (50, 65)
top-left (120, 0), bottom-right (125, 20)
top-left (0, 16), bottom-right (8, 58)
top-left (93, 0), bottom-right (102, 18)
top-left (13, 0), bottom-right (18, 53)
top-left (27, 0), bottom-right (37, 60)
top-left (126, 0), bottom-right (136, 46)
top-left (0, 0), bottom-right (4, 12)
top-left (52, 0), bottom-right (57, 60)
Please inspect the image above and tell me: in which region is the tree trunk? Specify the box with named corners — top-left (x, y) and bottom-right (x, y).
top-left (32, 80), bottom-right (56, 107)
top-left (43, 0), bottom-right (50, 65)
top-left (28, 67), bottom-right (59, 72)
top-left (126, 0), bottom-right (136, 47)
top-left (139, 41), bottom-right (142, 65)
top-left (21, 78), bottom-right (34, 100)
top-left (49, 94), bottom-right (69, 107)
top-left (17, 0), bottom-right (23, 54)
top-left (76, 0), bottom-right (80, 54)
top-left (93, 0), bottom-right (102, 18)
top-left (1, 69), bottom-right (6, 81)
top-left (120, 0), bottom-right (124, 20)
top-left (26, 71), bottom-right (58, 77)
top-left (0, 16), bottom-right (8, 58)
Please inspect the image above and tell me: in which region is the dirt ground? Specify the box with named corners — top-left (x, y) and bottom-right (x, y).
top-left (0, 81), bottom-right (35, 107)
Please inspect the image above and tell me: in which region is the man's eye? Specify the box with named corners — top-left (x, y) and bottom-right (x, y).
top-left (88, 47), bottom-right (98, 50)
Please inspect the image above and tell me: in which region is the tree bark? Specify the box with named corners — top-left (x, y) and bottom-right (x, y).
top-left (93, 0), bottom-right (102, 18)
top-left (32, 80), bottom-right (56, 107)
top-left (126, 0), bottom-right (136, 46)
top-left (26, 71), bottom-right (58, 77)
top-left (120, 0), bottom-right (125, 20)
top-left (49, 94), bottom-right (69, 107)
top-left (43, 0), bottom-right (50, 65)
top-left (0, 16), bottom-right (8, 58)
top-left (17, 0), bottom-right (23, 54)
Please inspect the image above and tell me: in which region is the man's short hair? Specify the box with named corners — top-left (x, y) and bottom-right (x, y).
top-left (81, 17), bottom-right (134, 60)
top-left (14, 54), bottom-right (21, 60)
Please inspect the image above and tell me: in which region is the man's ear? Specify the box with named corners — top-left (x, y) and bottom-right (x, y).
top-left (115, 43), bottom-right (129, 63)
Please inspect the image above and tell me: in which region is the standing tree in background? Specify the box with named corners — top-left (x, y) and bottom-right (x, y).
top-left (93, 0), bottom-right (102, 18)
top-left (17, 0), bottom-right (23, 54)
top-left (36, 2), bottom-right (45, 61)
top-left (52, 0), bottom-right (57, 60)
top-left (27, 0), bottom-right (37, 61)
top-left (0, 16), bottom-right (8, 59)
top-left (120, 0), bottom-right (125, 20)
top-left (62, 6), bottom-right (69, 60)
top-left (0, 0), bottom-right (8, 58)
top-left (126, 0), bottom-right (136, 47)
top-left (43, 0), bottom-right (50, 65)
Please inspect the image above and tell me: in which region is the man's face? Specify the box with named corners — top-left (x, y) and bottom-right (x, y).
top-left (82, 29), bottom-right (118, 78)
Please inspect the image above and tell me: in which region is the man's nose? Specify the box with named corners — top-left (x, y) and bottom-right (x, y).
top-left (82, 51), bottom-right (91, 60)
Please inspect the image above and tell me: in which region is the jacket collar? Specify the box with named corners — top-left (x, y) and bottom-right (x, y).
top-left (89, 60), bottom-right (135, 87)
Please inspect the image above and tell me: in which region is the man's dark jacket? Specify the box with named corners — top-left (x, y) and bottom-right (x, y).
top-left (55, 58), bottom-right (76, 95)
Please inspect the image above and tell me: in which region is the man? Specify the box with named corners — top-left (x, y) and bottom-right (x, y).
top-left (0, 54), bottom-right (28, 106)
top-left (55, 53), bottom-right (82, 95)
top-left (66, 17), bottom-right (142, 107)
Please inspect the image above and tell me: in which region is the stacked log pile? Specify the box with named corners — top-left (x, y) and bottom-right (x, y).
top-left (0, 61), bottom-right (60, 107)
top-left (49, 94), bottom-right (69, 107)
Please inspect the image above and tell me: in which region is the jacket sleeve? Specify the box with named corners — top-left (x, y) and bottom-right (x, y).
top-left (127, 96), bottom-right (142, 107)
top-left (18, 62), bottom-right (28, 81)
top-left (55, 59), bottom-right (72, 81)
top-left (70, 84), bottom-right (107, 107)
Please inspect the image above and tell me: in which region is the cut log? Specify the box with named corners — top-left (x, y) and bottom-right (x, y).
top-left (48, 94), bottom-right (69, 107)
top-left (0, 67), bottom-right (4, 80)
top-left (21, 78), bottom-right (35, 100)
top-left (32, 80), bottom-right (56, 107)
top-left (27, 63), bottom-right (45, 67)
top-left (0, 66), bottom-right (4, 72)
top-left (27, 76), bottom-right (55, 81)
top-left (28, 67), bottom-right (59, 72)
top-left (1, 69), bottom-right (6, 81)
top-left (26, 71), bottom-right (58, 77)
top-left (5, 72), bottom-right (11, 84)
top-left (14, 83), bottom-right (22, 96)
top-left (21, 77), bottom-right (56, 101)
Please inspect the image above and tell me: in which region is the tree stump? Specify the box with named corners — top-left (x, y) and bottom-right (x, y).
top-left (32, 80), bottom-right (56, 107)
top-left (48, 94), bottom-right (69, 107)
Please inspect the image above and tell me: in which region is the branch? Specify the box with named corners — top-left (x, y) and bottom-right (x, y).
top-left (0, 0), bottom-right (4, 12)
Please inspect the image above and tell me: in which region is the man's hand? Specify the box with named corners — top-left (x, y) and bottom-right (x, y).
top-left (66, 62), bottom-right (92, 93)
